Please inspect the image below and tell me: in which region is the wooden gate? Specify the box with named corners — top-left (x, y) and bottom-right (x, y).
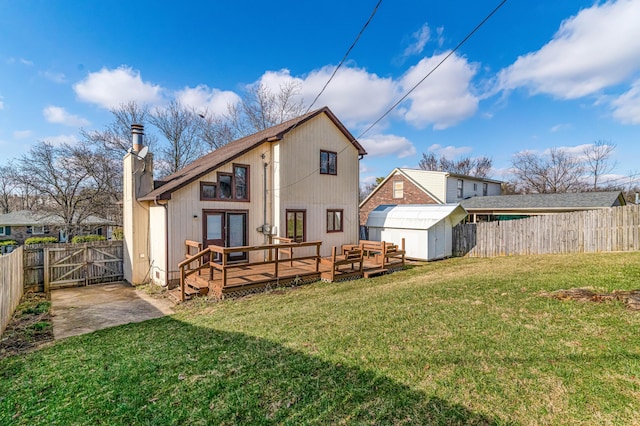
top-left (40, 242), bottom-right (124, 291)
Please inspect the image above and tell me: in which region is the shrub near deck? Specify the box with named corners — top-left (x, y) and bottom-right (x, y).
top-left (1, 252), bottom-right (639, 424)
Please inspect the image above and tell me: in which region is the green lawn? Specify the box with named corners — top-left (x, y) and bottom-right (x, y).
top-left (1, 253), bottom-right (639, 425)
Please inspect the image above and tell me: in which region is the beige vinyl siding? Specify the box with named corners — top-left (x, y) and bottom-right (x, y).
top-left (274, 113), bottom-right (359, 257)
top-left (402, 170), bottom-right (446, 203)
top-left (165, 146), bottom-right (272, 282)
top-left (149, 204), bottom-right (167, 286)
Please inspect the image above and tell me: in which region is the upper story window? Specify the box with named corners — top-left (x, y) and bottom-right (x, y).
top-left (320, 150), bottom-right (337, 175)
top-left (200, 164), bottom-right (250, 201)
top-left (457, 179), bottom-right (464, 198)
top-left (393, 181), bottom-right (403, 198)
top-left (483, 183), bottom-right (488, 196)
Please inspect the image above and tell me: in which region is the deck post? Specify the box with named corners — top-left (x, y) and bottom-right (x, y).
top-left (315, 243), bottom-right (320, 272)
top-left (180, 266), bottom-right (185, 302)
top-left (222, 249), bottom-right (227, 288)
top-left (274, 245), bottom-right (279, 278)
top-left (330, 246), bottom-right (336, 282)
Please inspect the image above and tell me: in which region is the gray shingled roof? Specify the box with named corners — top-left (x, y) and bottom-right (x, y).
top-left (461, 191), bottom-right (625, 211)
top-left (139, 107), bottom-right (366, 201)
top-left (0, 210), bottom-right (114, 226)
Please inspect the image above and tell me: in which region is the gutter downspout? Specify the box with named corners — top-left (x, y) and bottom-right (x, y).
top-left (154, 198), bottom-right (169, 287)
top-left (263, 157), bottom-right (268, 261)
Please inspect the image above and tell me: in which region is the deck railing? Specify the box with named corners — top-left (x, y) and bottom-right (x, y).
top-left (178, 240), bottom-right (322, 301)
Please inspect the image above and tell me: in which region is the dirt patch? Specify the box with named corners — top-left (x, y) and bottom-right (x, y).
top-left (0, 292), bottom-right (54, 360)
top-left (543, 288), bottom-right (640, 310)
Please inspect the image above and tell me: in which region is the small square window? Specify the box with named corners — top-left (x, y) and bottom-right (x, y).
top-left (201, 182), bottom-right (217, 200)
top-left (320, 150), bottom-right (337, 175)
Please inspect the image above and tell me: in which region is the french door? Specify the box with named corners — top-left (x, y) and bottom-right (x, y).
top-left (203, 210), bottom-right (248, 262)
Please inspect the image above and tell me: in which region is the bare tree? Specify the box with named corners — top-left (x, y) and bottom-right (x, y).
top-left (197, 111), bottom-right (235, 151)
top-left (419, 153), bottom-right (493, 178)
top-left (226, 81), bottom-right (305, 137)
top-left (82, 101), bottom-right (156, 157)
top-left (150, 100), bottom-right (205, 177)
top-left (510, 148), bottom-right (586, 193)
top-left (16, 141), bottom-right (114, 239)
top-left (583, 140), bottom-right (617, 190)
top-left (0, 163), bottom-right (17, 214)
top-left (359, 176), bottom-right (385, 202)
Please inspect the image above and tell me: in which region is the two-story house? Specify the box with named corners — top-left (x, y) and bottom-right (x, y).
top-left (359, 168), bottom-right (502, 226)
top-left (123, 107), bottom-right (367, 286)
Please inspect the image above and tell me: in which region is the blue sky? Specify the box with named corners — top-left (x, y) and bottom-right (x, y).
top-left (2, 0), bottom-right (640, 189)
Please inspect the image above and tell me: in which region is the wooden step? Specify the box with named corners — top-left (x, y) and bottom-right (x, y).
top-left (364, 268), bottom-right (388, 278)
top-left (185, 275), bottom-right (210, 295)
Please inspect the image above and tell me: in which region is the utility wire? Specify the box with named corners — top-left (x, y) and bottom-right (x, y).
top-left (274, 0), bottom-right (507, 193)
top-left (305, 0), bottom-right (384, 114)
top-left (357, 0), bottom-right (508, 139)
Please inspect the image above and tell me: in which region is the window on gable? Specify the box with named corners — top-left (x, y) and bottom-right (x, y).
top-left (393, 181), bottom-right (403, 199)
top-left (320, 150), bottom-right (337, 175)
top-left (483, 183), bottom-right (488, 196)
top-left (286, 210), bottom-right (306, 242)
top-left (327, 209), bottom-right (343, 233)
top-left (199, 164), bottom-right (250, 201)
top-left (234, 165), bottom-right (248, 200)
top-left (457, 179), bottom-right (464, 198)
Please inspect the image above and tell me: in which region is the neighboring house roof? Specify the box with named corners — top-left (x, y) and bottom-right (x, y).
top-left (461, 191), bottom-right (626, 214)
top-left (366, 204), bottom-right (468, 230)
top-left (140, 106), bottom-right (367, 202)
top-left (0, 210), bottom-right (114, 226)
top-left (359, 167), bottom-right (503, 207)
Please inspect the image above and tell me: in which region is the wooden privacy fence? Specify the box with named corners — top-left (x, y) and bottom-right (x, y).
top-left (23, 241), bottom-right (124, 292)
top-left (1, 246), bottom-right (24, 336)
top-left (453, 204), bottom-right (640, 257)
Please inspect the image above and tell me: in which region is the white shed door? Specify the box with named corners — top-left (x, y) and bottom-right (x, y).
top-left (434, 221), bottom-right (446, 259)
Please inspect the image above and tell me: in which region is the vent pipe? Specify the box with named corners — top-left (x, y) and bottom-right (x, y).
top-left (131, 124), bottom-right (144, 153)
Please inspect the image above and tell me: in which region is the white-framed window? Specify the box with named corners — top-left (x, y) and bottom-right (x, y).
top-left (483, 183), bottom-right (488, 196)
top-left (473, 183), bottom-right (478, 191)
top-left (0, 226), bottom-right (5, 236)
top-left (27, 225), bottom-right (46, 235)
top-left (457, 179), bottom-right (464, 198)
top-left (393, 181), bottom-right (403, 198)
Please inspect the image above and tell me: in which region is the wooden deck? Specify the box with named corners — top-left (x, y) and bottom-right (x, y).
top-left (175, 239), bottom-right (405, 302)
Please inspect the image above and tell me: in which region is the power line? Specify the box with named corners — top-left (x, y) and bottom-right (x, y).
top-left (357, 0), bottom-right (508, 139)
top-left (305, 0), bottom-right (384, 114)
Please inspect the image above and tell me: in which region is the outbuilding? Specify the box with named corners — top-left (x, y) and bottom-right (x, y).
top-left (365, 204), bottom-right (467, 261)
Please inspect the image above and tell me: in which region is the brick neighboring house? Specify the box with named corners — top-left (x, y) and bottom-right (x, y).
top-left (359, 168), bottom-right (503, 226)
top-left (0, 210), bottom-right (115, 244)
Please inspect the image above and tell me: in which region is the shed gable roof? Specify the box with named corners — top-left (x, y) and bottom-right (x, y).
top-left (366, 204), bottom-right (468, 229)
top-left (140, 107), bottom-right (366, 201)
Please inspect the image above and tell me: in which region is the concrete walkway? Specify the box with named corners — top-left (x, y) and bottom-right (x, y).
top-left (50, 282), bottom-right (175, 340)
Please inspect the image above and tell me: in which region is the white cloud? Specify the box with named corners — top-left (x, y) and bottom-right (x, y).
top-left (0, 97), bottom-right (3, 110)
top-left (13, 130), bottom-right (32, 139)
top-left (44, 134), bottom-right (79, 146)
top-left (550, 123), bottom-right (572, 132)
top-left (427, 143), bottom-right (473, 159)
top-left (74, 66), bottom-right (162, 109)
top-left (400, 52), bottom-right (479, 129)
top-left (298, 66), bottom-right (399, 128)
top-left (41, 71), bottom-right (66, 84)
top-left (176, 85), bottom-right (240, 116)
top-left (43, 106), bottom-right (90, 127)
top-left (403, 23), bottom-right (431, 57)
top-left (497, 0), bottom-right (640, 99)
top-left (359, 133), bottom-right (416, 158)
top-left (611, 79), bottom-right (640, 124)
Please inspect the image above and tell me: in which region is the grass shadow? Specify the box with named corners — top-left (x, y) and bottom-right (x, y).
top-left (0, 317), bottom-right (503, 425)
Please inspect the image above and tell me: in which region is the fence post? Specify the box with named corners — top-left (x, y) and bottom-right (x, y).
top-left (43, 247), bottom-right (50, 293)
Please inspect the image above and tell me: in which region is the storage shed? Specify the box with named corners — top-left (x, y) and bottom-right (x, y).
top-left (365, 204), bottom-right (467, 261)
